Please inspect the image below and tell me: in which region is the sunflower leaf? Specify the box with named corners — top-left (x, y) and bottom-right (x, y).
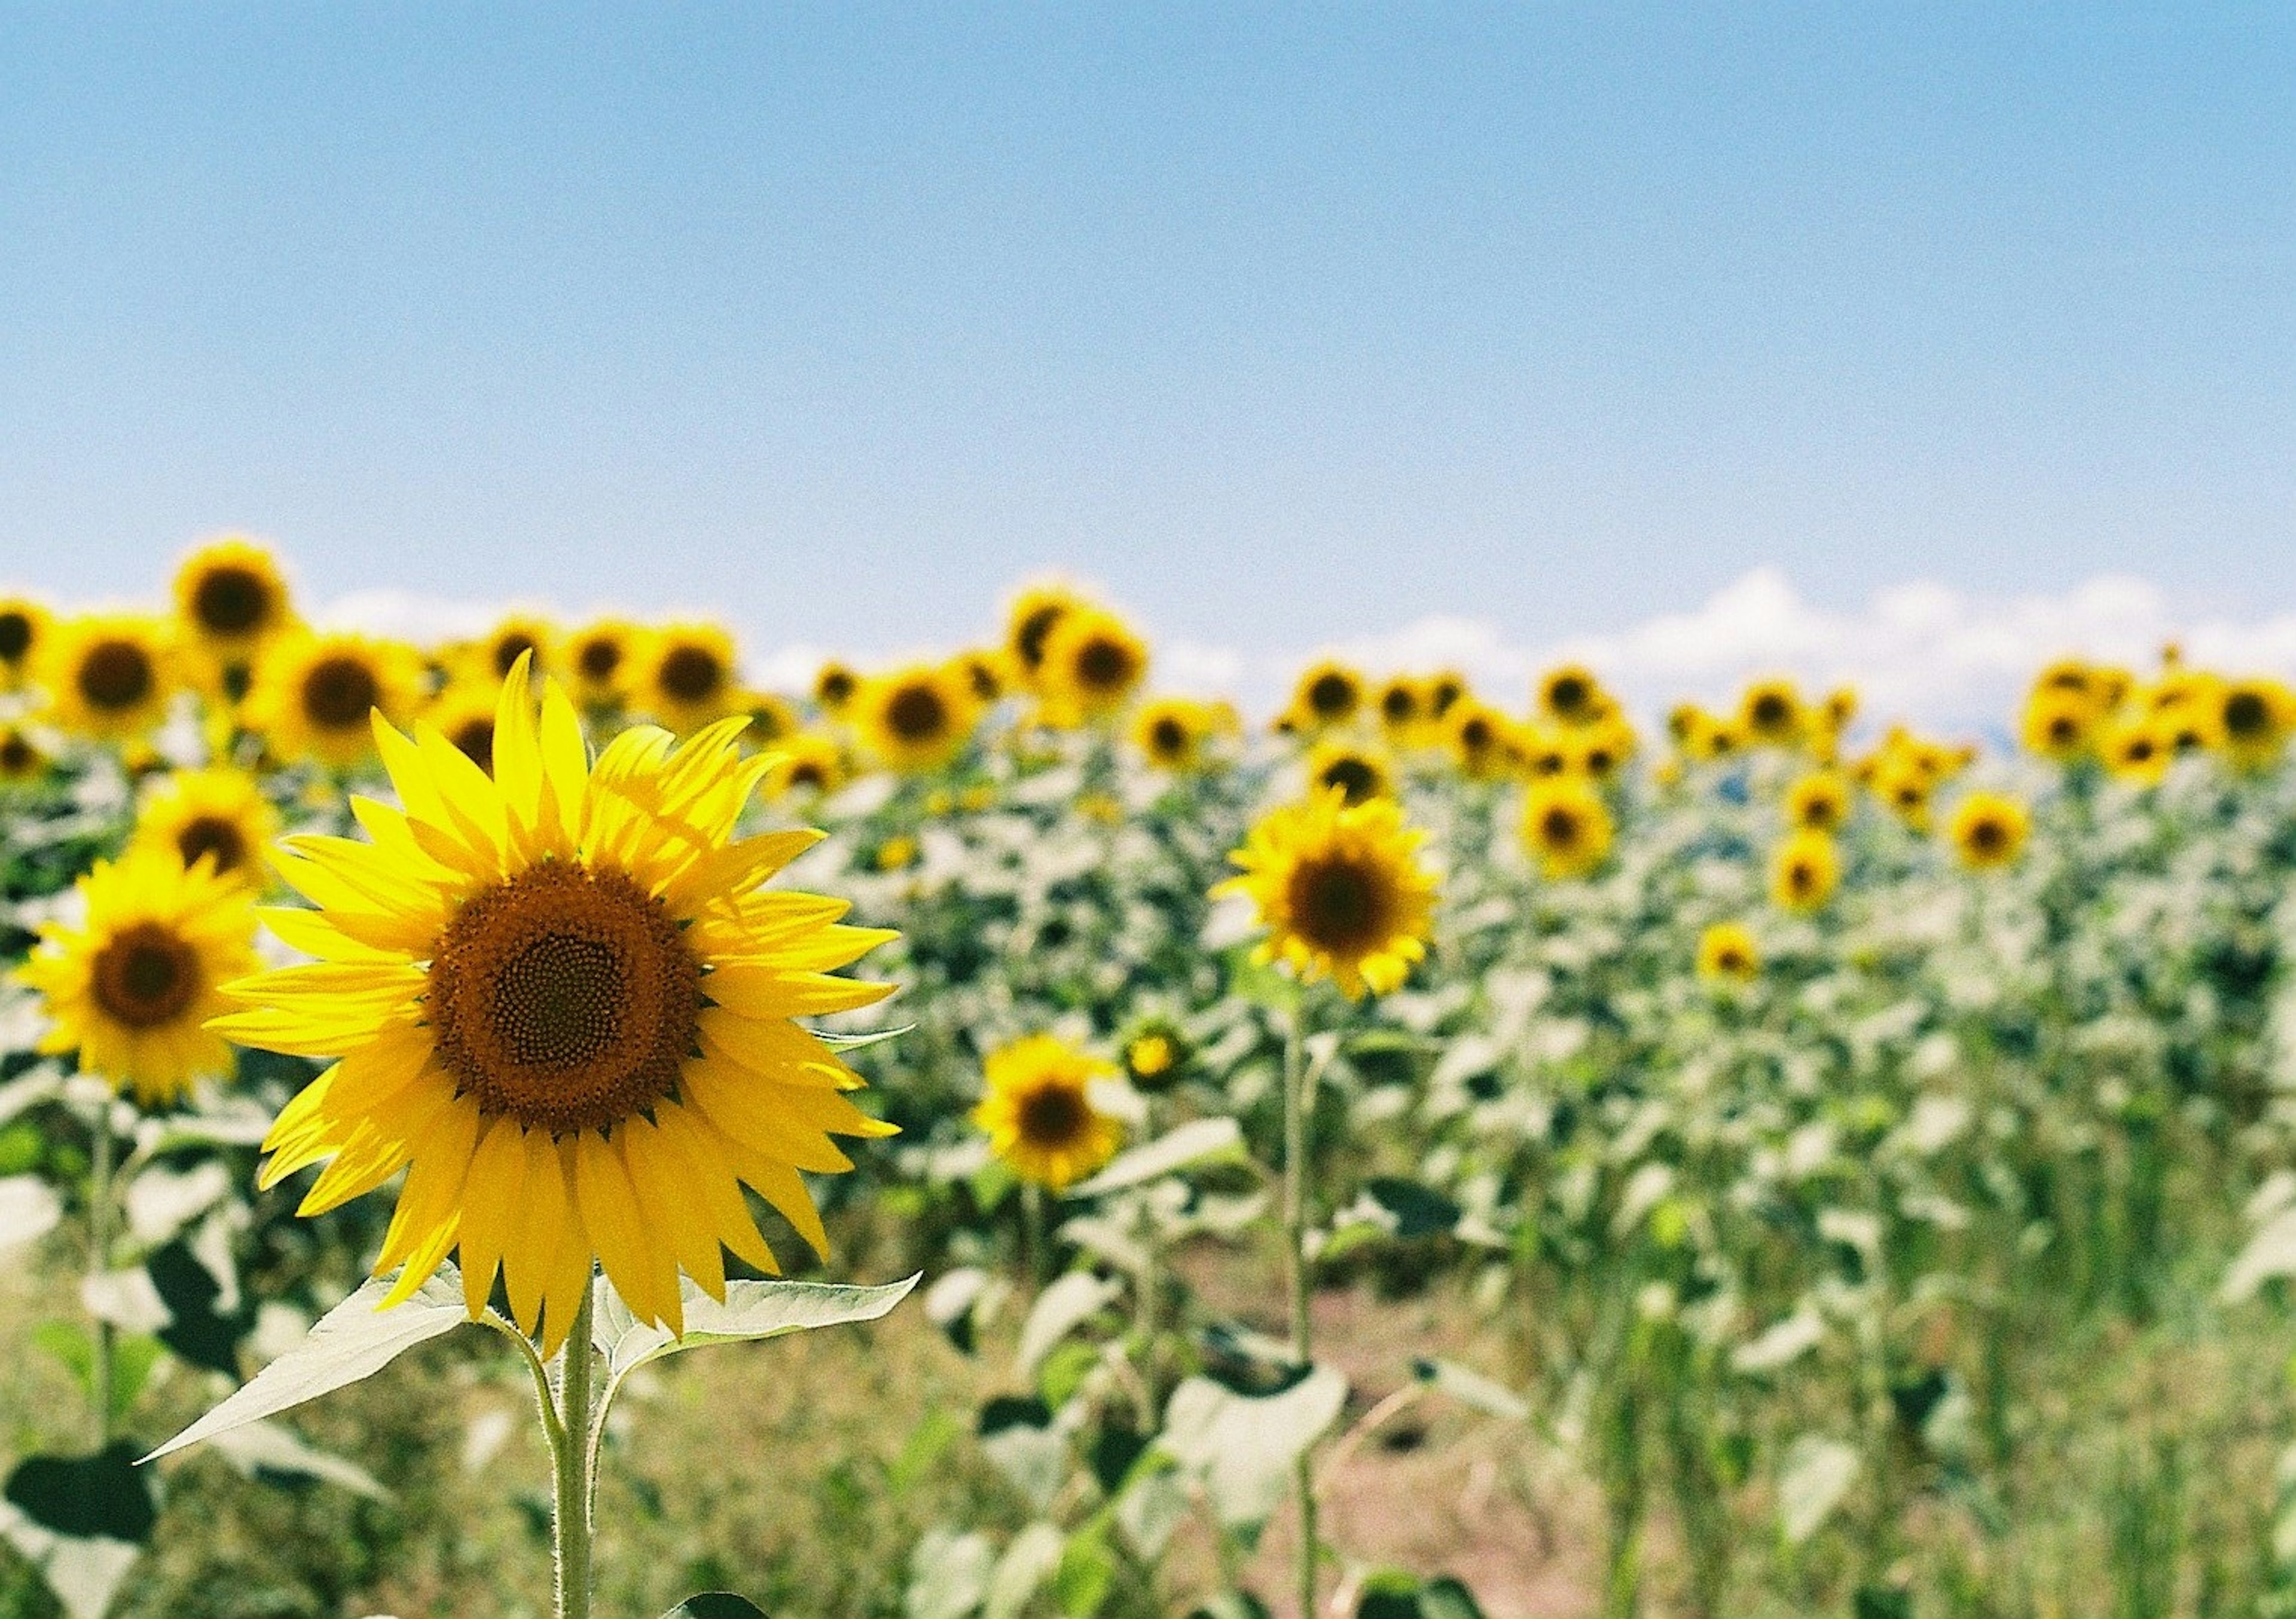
top-left (659, 1596), bottom-right (768, 1619)
top-left (1064, 1117), bottom-right (1247, 1199)
top-left (814, 1024), bottom-right (914, 1053)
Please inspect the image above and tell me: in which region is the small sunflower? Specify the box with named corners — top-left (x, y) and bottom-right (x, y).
top-left (426, 683), bottom-right (504, 774)
top-left (212, 659), bottom-right (898, 1351)
top-left (1132, 697), bottom-right (1215, 772)
top-left (2021, 686), bottom-right (2098, 762)
top-left (642, 624), bottom-right (741, 734)
top-left (1818, 687), bottom-right (1858, 735)
top-left (1305, 738), bottom-right (1393, 806)
top-left (973, 1034), bottom-right (1123, 1192)
top-left (132, 767), bottom-right (281, 891)
top-left (0, 595), bottom-right (50, 691)
top-left (1375, 677), bottom-right (1427, 743)
top-left (1536, 664), bottom-right (1607, 727)
top-left (1680, 711), bottom-right (1743, 763)
top-left (1005, 584), bottom-right (1087, 694)
top-left (478, 614), bottom-right (558, 684)
top-left (248, 632), bottom-right (423, 769)
top-left (1521, 727), bottom-right (1572, 779)
top-left (1566, 717), bottom-right (1635, 782)
top-left (16, 848), bottom-right (257, 1106)
top-left (952, 650), bottom-right (1009, 706)
top-left (1695, 922), bottom-right (1760, 983)
top-left (766, 732), bottom-right (849, 800)
top-left (0, 725), bottom-right (48, 786)
top-left (174, 538), bottom-right (294, 659)
top-left (564, 619), bottom-right (645, 708)
top-left (2216, 679), bottom-right (2295, 772)
top-left (1770, 830), bottom-right (1840, 913)
top-left (1425, 670), bottom-right (1469, 719)
top-left (856, 665), bottom-right (978, 772)
top-left (1948, 792), bottom-right (2029, 871)
top-left (1038, 607), bottom-right (1149, 725)
top-left (1738, 678), bottom-right (1804, 747)
top-left (1218, 790), bottom-right (1437, 999)
top-left (2102, 720), bottom-right (2170, 786)
top-left (1520, 777), bottom-right (1614, 880)
top-left (1286, 661), bottom-right (1364, 732)
top-left (1870, 759), bottom-right (1932, 829)
top-left (813, 661), bottom-right (861, 716)
top-left (1120, 1021), bottom-right (1190, 1095)
top-left (741, 692), bottom-right (800, 750)
top-left (1445, 700), bottom-right (1516, 781)
top-left (1785, 771), bottom-right (1851, 833)
top-left (39, 615), bottom-right (178, 743)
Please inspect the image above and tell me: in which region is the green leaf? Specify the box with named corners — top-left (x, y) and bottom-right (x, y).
top-left (660, 1597), bottom-right (768, 1619)
top-left (905, 1528), bottom-right (994, 1619)
top-left (815, 1024), bottom-right (914, 1053)
top-left (1777, 1434), bottom-right (1861, 1545)
top-left (5, 1444), bottom-right (157, 1543)
top-left (143, 1269), bottom-right (471, 1464)
top-left (984, 1521), bottom-right (1065, 1619)
top-left (1054, 1519), bottom-right (1118, 1618)
top-left (1015, 1271), bottom-right (1120, 1379)
top-left (1362, 1178), bottom-right (1461, 1239)
top-left (1065, 1117), bottom-right (1247, 1198)
top-left (1159, 1367), bottom-right (1348, 1532)
top-left (0, 1174), bottom-right (61, 1253)
top-left (1411, 1358), bottom-right (1528, 1421)
top-left (209, 1420), bottom-right (391, 1500)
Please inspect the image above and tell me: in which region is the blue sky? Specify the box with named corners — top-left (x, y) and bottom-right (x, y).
top-left (2, 5), bottom-right (2290, 662)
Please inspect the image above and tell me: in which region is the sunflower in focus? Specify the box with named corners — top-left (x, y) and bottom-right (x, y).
top-left (2216, 678), bottom-right (2296, 772)
top-left (39, 615), bottom-right (178, 743)
top-left (248, 632), bottom-right (423, 769)
top-left (0, 595), bottom-right (49, 691)
top-left (973, 1035), bottom-right (1123, 1192)
top-left (855, 664), bottom-right (978, 772)
top-left (1219, 789), bottom-right (1436, 999)
top-left (1521, 777), bottom-right (1613, 879)
top-left (1785, 771), bottom-right (1851, 833)
top-left (174, 539), bottom-right (294, 660)
top-left (1286, 661), bottom-right (1364, 732)
top-left (132, 767), bottom-right (280, 891)
top-left (767, 732), bottom-right (848, 800)
top-left (1738, 679), bottom-right (1804, 747)
top-left (1696, 921), bottom-right (1760, 983)
top-left (1949, 792), bottom-right (2029, 871)
top-left (565, 619), bottom-right (644, 708)
top-left (2021, 686), bottom-right (2098, 762)
top-left (641, 624), bottom-right (741, 734)
top-left (16, 848), bottom-right (256, 1106)
top-left (1038, 607), bottom-right (1148, 725)
top-left (0, 726), bottom-right (48, 787)
top-left (1445, 701), bottom-right (1516, 781)
top-left (1305, 738), bottom-right (1393, 806)
top-left (213, 659), bottom-right (898, 1349)
top-left (1771, 830), bottom-right (1839, 913)
top-left (1131, 697), bottom-right (1216, 772)
top-left (1536, 664), bottom-right (1607, 727)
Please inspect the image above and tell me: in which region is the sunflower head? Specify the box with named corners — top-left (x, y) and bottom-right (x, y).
top-left (807, 659), bottom-right (858, 716)
top-left (1679, 711), bottom-right (1742, 762)
top-left (132, 766), bottom-right (280, 891)
top-left (477, 615), bottom-right (557, 685)
top-left (1445, 700), bottom-right (1516, 781)
top-left (2022, 686), bottom-right (2099, 762)
top-left (973, 1034), bottom-right (1123, 1192)
top-left (1567, 717), bottom-right (1636, 782)
top-left (1426, 671), bottom-right (1469, 719)
top-left (210, 658), bottom-right (898, 1349)
top-left (39, 615), bottom-right (178, 743)
top-left (1132, 697), bottom-right (1214, 772)
top-left (1306, 739), bottom-right (1393, 807)
top-left (640, 624), bottom-right (741, 734)
top-left (1871, 760), bottom-right (1932, 829)
top-left (2103, 719), bottom-right (2170, 786)
top-left (426, 682), bottom-right (504, 775)
top-left (2216, 679), bottom-right (2295, 771)
top-left (562, 619), bottom-right (644, 708)
top-left (740, 692), bottom-right (799, 750)
top-left (1219, 790), bottom-right (1436, 999)
top-left (1738, 678), bottom-right (1804, 746)
top-left (1039, 608), bottom-right (1149, 725)
top-left (174, 539), bottom-right (294, 654)
top-left (1537, 664), bottom-right (1607, 727)
top-left (1949, 792), bottom-right (2029, 871)
top-left (857, 665), bottom-right (979, 772)
top-left (1005, 584), bottom-right (1088, 693)
top-left (1375, 676), bottom-right (1426, 740)
top-left (1771, 830), bottom-right (1840, 913)
top-left (767, 732), bottom-right (849, 800)
top-left (1120, 1020), bottom-right (1191, 1095)
top-left (952, 650), bottom-right (1009, 705)
top-left (0, 596), bottom-right (54, 690)
top-left (1785, 771), bottom-right (1851, 833)
top-left (1521, 777), bottom-right (1614, 879)
top-left (1696, 921), bottom-right (1760, 983)
top-left (0, 725), bottom-right (48, 786)
top-left (1286, 661), bottom-right (1364, 732)
top-left (248, 631), bottom-right (423, 769)
top-left (16, 847), bottom-right (256, 1105)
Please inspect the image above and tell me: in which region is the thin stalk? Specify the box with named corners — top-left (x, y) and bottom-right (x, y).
top-left (1282, 1002), bottom-right (1319, 1619)
top-left (1022, 1181), bottom-right (1049, 1290)
top-left (552, 1281), bottom-right (599, 1619)
top-left (87, 1100), bottom-right (116, 1444)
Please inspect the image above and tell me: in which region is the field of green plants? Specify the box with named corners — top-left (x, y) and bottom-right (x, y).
top-left (4, 543), bottom-right (2296, 1619)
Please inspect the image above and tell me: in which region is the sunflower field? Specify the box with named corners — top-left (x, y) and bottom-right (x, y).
top-left (4, 545), bottom-right (2296, 1619)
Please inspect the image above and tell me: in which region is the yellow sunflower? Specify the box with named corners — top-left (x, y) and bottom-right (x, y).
top-left (973, 1035), bottom-right (1123, 1192)
top-left (1444, 700), bottom-right (1517, 781)
top-left (2021, 686), bottom-right (2098, 762)
top-left (1948, 792), bottom-right (2029, 871)
top-left (1869, 758), bottom-right (1932, 829)
top-left (132, 767), bottom-right (281, 891)
top-left (2216, 679), bottom-right (2295, 772)
top-left (1566, 717), bottom-right (1636, 781)
top-left (1785, 771), bottom-right (1851, 833)
top-left (1131, 697), bottom-right (1216, 772)
top-left (1771, 830), bottom-right (1840, 913)
top-left (1218, 789), bottom-right (1437, 999)
top-left (642, 624), bottom-right (742, 734)
top-left (855, 664), bottom-right (978, 773)
top-left (564, 619), bottom-right (646, 708)
top-left (16, 848), bottom-right (256, 1106)
top-left (1520, 727), bottom-right (1572, 779)
top-left (1425, 670), bottom-right (1470, 720)
top-left (211, 659), bottom-right (898, 1351)
top-left (1696, 921), bottom-right (1760, 983)
top-left (1121, 1023), bottom-right (1188, 1093)
top-left (1004, 584), bottom-right (1087, 695)
top-left (1375, 676), bottom-right (1427, 743)
top-left (1680, 711), bottom-right (1744, 763)
top-left (1520, 777), bottom-right (1614, 879)
top-left (2102, 719), bottom-right (2170, 786)
top-left (248, 631), bottom-right (424, 769)
top-left (426, 682), bottom-right (504, 774)
top-left (477, 614), bottom-right (558, 685)
top-left (1536, 664), bottom-right (1608, 727)
top-left (766, 732), bottom-right (849, 800)
top-left (1738, 678), bottom-right (1805, 747)
top-left (0, 725), bottom-right (49, 786)
top-left (952, 650), bottom-right (1009, 706)
top-left (813, 660), bottom-right (861, 716)
top-left (173, 538), bottom-right (295, 658)
top-left (0, 595), bottom-right (49, 691)
top-left (1305, 738), bottom-right (1393, 806)
top-left (1038, 607), bottom-right (1149, 725)
top-left (39, 615), bottom-right (181, 743)
top-left (1286, 661), bottom-right (1364, 732)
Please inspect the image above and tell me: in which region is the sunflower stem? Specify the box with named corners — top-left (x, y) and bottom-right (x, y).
top-left (551, 1281), bottom-right (599, 1619)
top-left (1022, 1181), bottom-right (1049, 1290)
top-left (1281, 1000), bottom-right (1320, 1619)
top-left (87, 1098), bottom-right (116, 1446)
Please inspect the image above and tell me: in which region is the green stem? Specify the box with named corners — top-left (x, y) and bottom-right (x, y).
top-left (552, 1281), bottom-right (599, 1619)
top-left (1282, 1003), bottom-right (1318, 1619)
top-left (1023, 1181), bottom-right (1049, 1290)
top-left (88, 1101), bottom-right (116, 1444)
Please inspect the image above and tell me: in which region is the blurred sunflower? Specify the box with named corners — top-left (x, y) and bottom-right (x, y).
top-left (0, 726), bottom-right (48, 786)
top-left (1520, 777), bottom-right (1613, 879)
top-left (478, 614), bottom-right (557, 684)
top-left (974, 1034), bottom-right (1123, 1192)
top-left (1425, 670), bottom-right (1469, 720)
top-left (1567, 717), bottom-right (1635, 781)
top-left (1771, 830), bottom-right (1840, 913)
top-left (1445, 700), bottom-right (1516, 781)
top-left (1680, 711), bottom-right (1743, 763)
top-left (2217, 678), bottom-right (2295, 772)
top-left (1131, 697), bottom-right (1215, 772)
top-left (1785, 771), bottom-right (1851, 833)
top-left (249, 632), bottom-right (423, 769)
top-left (0, 595), bottom-right (48, 691)
top-left (2102, 720), bottom-right (2170, 787)
top-left (1870, 759), bottom-right (1932, 829)
top-left (173, 539), bottom-right (294, 659)
top-left (1038, 607), bottom-right (1148, 724)
top-left (2021, 686), bottom-right (2098, 762)
top-left (642, 624), bottom-right (741, 734)
top-left (856, 665), bottom-right (978, 772)
top-left (1949, 792), bottom-right (2029, 871)
top-left (1120, 1019), bottom-right (1190, 1095)
top-left (1305, 738), bottom-right (1393, 806)
top-left (1520, 727), bottom-right (1571, 779)
top-left (1005, 584), bottom-right (1086, 694)
top-left (1536, 664), bottom-right (1606, 726)
top-left (1696, 921), bottom-right (1760, 983)
top-left (39, 614), bottom-right (178, 743)
top-left (952, 650), bottom-right (1009, 706)
top-left (213, 660), bottom-right (898, 1349)
top-left (426, 683), bottom-right (503, 774)
top-left (1738, 678), bottom-right (1804, 747)
top-left (742, 692), bottom-right (799, 749)
top-left (1375, 676), bottom-right (1426, 743)
top-left (132, 766), bottom-right (280, 891)
top-left (1287, 661), bottom-right (1364, 731)
top-left (17, 847), bottom-right (256, 1106)
top-left (1219, 789), bottom-right (1436, 999)
top-left (564, 619), bottom-right (643, 708)
top-left (766, 732), bottom-right (848, 800)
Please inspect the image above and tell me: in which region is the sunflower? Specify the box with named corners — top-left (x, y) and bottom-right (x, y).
top-left (766, 732), bottom-right (848, 800)
top-left (856, 664), bottom-right (978, 772)
top-left (1870, 759), bottom-right (1932, 829)
top-left (1680, 711), bottom-right (1743, 763)
top-left (0, 595), bottom-right (48, 691)
top-left (0, 725), bottom-right (48, 786)
top-left (1738, 679), bottom-right (1804, 747)
top-left (248, 631), bottom-right (423, 769)
top-left (1566, 717), bottom-right (1635, 781)
top-left (132, 767), bottom-right (281, 891)
top-left (1818, 687), bottom-right (1858, 735)
top-left (426, 683), bottom-right (504, 774)
top-left (1285, 661), bottom-right (1364, 732)
top-left (1696, 922), bottom-right (1760, 983)
top-left (563, 620), bottom-right (643, 709)
top-left (1948, 792), bottom-right (2029, 871)
top-left (477, 614), bottom-right (558, 684)
top-left (1375, 677), bottom-right (1426, 743)
top-left (1770, 830), bottom-right (1839, 913)
top-left (1218, 790), bottom-right (1436, 999)
top-left (16, 848), bottom-right (256, 1106)
top-left (1520, 777), bottom-right (1613, 879)
top-left (39, 614), bottom-right (178, 743)
top-left (1005, 584), bottom-right (1087, 694)
top-left (973, 1035), bottom-right (1123, 1192)
top-left (642, 624), bottom-right (741, 734)
top-left (2102, 720), bottom-right (2170, 787)
top-left (211, 660), bottom-right (898, 1350)
top-left (2021, 686), bottom-right (2098, 762)
top-left (2216, 679), bottom-right (2295, 772)
top-left (2034, 658), bottom-right (2097, 699)
top-left (1520, 727), bottom-right (1572, 779)
top-left (1536, 664), bottom-right (1607, 726)
top-left (1305, 738), bottom-right (1393, 806)
top-left (1425, 670), bottom-right (1469, 719)
top-left (1785, 771), bottom-right (1851, 833)
top-left (1038, 607), bottom-right (1149, 725)
top-left (1120, 1019), bottom-right (1190, 1095)
top-left (173, 538), bottom-right (294, 660)
top-left (1444, 700), bottom-right (1516, 781)
top-left (1132, 697), bottom-right (1214, 772)
top-left (813, 661), bottom-right (861, 716)
top-left (738, 693), bottom-right (798, 751)
top-left (952, 650), bottom-right (1009, 706)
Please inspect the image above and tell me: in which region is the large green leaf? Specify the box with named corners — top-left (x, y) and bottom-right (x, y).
top-left (0, 1174), bottom-right (61, 1253)
top-left (660, 1597), bottom-right (768, 1619)
top-left (1014, 1271), bottom-right (1120, 1379)
top-left (1159, 1367), bottom-right (1347, 1532)
top-left (1777, 1434), bottom-right (1861, 1545)
top-left (1065, 1117), bottom-right (1247, 1198)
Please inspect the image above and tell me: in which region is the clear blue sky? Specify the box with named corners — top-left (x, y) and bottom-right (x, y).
top-left (2, 5), bottom-right (2289, 654)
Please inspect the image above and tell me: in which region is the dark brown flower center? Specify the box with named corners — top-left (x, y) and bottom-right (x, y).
top-left (1149, 716), bottom-right (1187, 757)
top-left (1540, 807), bottom-right (1581, 849)
top-left (176, 815), bottom-right (249, 876)
top-left (428, 863), bottom-right (701, 1135)
top-left (2225, 691), bottom-right (2270, 739)
top-left (0, 732), bottom-right (35, 775)
top-left (1318, 756), bottom-right (1380, 805)
top-left (1968, 818), bottom-right (2007, 855)
top-left (301, 655), bottom-right (380, 730)
top-left (886, 683), bottom-right (949, 742)
top-left (817, 667), bottom-right (856, 705)
top-left (1074, 635), bottom-right (1137, 694)
top-left (2047, 715), bottom-right (2079, 746)
top-left (1750, 692), bottom-right (1792, 731)
top-left (788, 760), bottom-right (826, 790)
top-left (578, 637), bottom-right (622, 682)
top-left (1017, 1083), bottom-right (1090, 1149)
top-left (1306, 673), bottom-right (1355, 718)
top-left (492, 633), bottom-right (539, 677)
top-left (1428, 679), bottom-right (1463, 717)
top-left (1288, 856), bottom-right (1391, 954)
top-left (451, 716), bottom-right (497, 773)
top-left (660, 645), bottom-right (726, 705)
top-left (1381, 686), bottom-right (1418, 723)
top-left (1548, 675), bottom-right (1590, 717)
top-left (0, 610), bottom-right (33, 663)
top-left (92, 923), bottom-right (200, 1030)
top-left (191, 566), bottom-right (274, 637)
top-left (78, 639), bottom-right (155, 711)
top-left (1015, 605), bottom-right (1065, 671)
